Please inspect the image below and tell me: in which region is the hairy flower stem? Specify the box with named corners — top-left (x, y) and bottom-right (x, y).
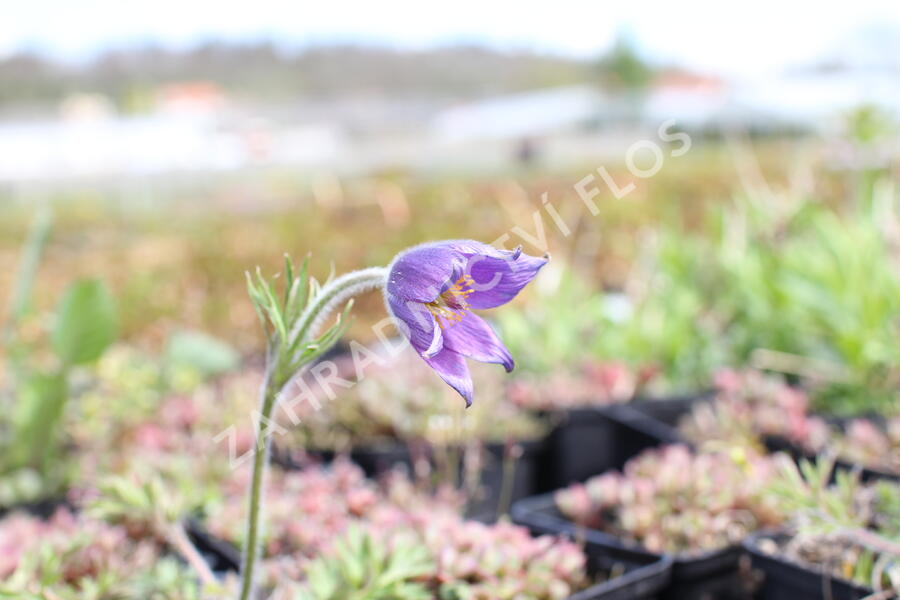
top-left (238, 267), bottom-right (387, 600)
top-left (292, 267), bottom-right (388, 345)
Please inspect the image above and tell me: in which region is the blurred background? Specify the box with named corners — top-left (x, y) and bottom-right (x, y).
top-left (2, 0), bottom-right (900, 412)
top-left (3, 5), bottom-right (900, 595)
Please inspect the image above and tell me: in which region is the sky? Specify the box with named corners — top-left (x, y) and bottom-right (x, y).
top-left (3, 0), bottom-right (900, 77)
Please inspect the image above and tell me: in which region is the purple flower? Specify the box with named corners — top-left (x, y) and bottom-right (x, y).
top-left (385, 240), bottom-right (548, 406)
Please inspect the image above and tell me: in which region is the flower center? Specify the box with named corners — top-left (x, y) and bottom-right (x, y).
top-left (425, 274), bottom-right (474, 328)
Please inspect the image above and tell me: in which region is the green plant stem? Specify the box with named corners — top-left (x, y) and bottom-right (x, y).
top-left (238, 266), bottom-right (387, 600)
top-left (238, 377), bottom-right (278, 600)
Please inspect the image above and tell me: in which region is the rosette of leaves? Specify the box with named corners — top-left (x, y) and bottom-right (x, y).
top-left (556, 445), bottom-right (788, 554)
top-left (284, 527), bottom-right (434, 600)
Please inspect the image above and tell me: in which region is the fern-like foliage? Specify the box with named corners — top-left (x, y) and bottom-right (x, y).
top-left (246, 256), bottom-right (354, 390)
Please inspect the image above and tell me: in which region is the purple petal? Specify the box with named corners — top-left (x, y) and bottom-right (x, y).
top-left (386, 295), bottom-right (442, 357)
top-left (423, 348), bottom-right (473, 407)
top-left (386, 243), bottom-right (462, 302)
top-left (442, 313), bottom-right (514, 372)
top-left (441, 239), bottom-right (517, 261)
top-left (462, 250), bottom-right (548, 309)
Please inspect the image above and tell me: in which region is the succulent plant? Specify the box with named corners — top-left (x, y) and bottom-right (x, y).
top-left (413, 514), bottom-right (588, 600)
top-left (205, 459), bottom-right (462, 580)
top-left (678, 369), bottom-right (830, 453)
top-left (556, 445), bottom-right (788, 554)
top-left (279, 527), bottom-right (435, 600)
top-left (681, 369), bottom-right (900, 475)
top-left (0, 507), bottom-right (223, 599)
top-left (763, 456), bottom-right (900, 591)
top-left (274, 514), bottom-right (589, 600)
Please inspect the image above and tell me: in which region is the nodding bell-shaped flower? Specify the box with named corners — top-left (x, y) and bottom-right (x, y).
top-left (384, 240), bottom-right (548, 406)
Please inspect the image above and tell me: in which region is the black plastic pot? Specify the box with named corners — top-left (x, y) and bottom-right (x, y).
top-left (573, 541), bottom-right (672, 600)
top-left (537, 404), bottom-right (685, 493)
top-left (743, 532), bottom-right (874, 600)
top-left (511, 492), bottom-right (657, 564)
top-left (512, 493), bottom-right (755, 600)
top-left (272, 438), bottom-right (544, 521)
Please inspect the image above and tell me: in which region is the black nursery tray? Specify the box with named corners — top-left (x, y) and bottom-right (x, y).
top-left (743, 532), bottom-right (875, 600)
top-left (511, 492), bottom-right (754, 600)
top-left (536, 403), bottom-right (688, 493)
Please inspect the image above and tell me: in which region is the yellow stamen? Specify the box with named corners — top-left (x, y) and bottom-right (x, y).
top-left (426, 274), bottom-right (475, 329)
